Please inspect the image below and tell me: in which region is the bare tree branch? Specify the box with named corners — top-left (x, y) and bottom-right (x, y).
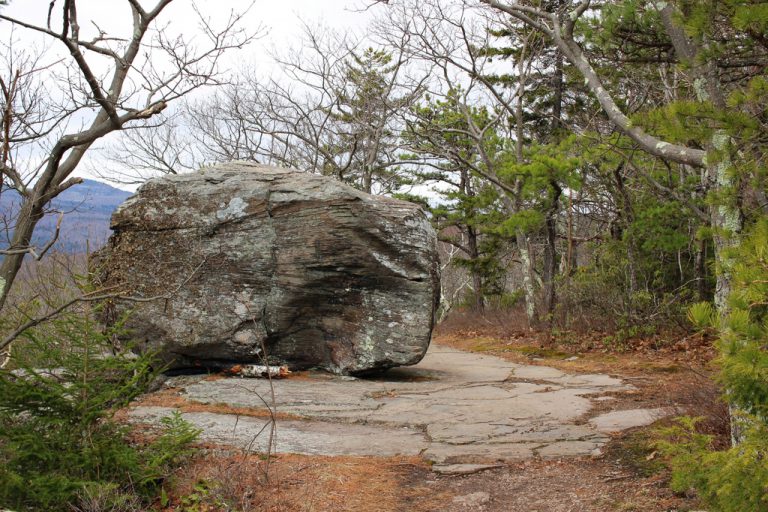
top-left (479, 0), bottom-right (707, 167)
top-left (0, 0), bottom-right (256, 313)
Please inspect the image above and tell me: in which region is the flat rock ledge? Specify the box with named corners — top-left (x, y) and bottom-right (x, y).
top-left (95, 162), bottom-right (440, 374)
top-left (129, 346), bottom-right (673, 467)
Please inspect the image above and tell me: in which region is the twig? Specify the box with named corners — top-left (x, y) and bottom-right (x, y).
top-left (0, 211), bottom-right (67, 260)
top-left (0, 258), bottom-right (207, 352)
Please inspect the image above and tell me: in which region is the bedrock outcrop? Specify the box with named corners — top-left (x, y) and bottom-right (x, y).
top-left (96, 162), bottom-right (440, 374)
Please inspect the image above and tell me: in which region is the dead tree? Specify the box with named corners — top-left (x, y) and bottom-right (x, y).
top-left (0, 0), bottom-right (255, 311)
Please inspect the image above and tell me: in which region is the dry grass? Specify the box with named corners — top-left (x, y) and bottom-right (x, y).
top-left (165, 454), bottom-right (450, 512)
top-left (123, 308), bottom-right (724, 512)
top-left (131, 387), bottom-right (304, 422)
top-left (426, 456), bottom-right (699, 512)
top-left (435, 306), bottom-right (531, 338)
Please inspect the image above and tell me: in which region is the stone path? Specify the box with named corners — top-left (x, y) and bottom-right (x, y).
top-left (130, 345), bottom-right (671, 471)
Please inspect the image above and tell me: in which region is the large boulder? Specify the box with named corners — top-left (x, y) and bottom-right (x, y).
top-left (95, 162), bottom-right (440, 374)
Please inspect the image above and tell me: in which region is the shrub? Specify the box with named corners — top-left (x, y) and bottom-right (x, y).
top-left (656, 417), bottom-right (768, 512)
top-left (658, 219), bottom-right (768, 511)
top-left (0, 313), bottom-right (200, 511)
top-left (556, 238), bottom-right (696, 333)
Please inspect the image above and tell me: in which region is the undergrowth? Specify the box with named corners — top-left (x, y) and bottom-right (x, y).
top-left (656, 417), bottom-right (768, 512)
top-left (0, 313), bottom-right (200, 511)
top-left (656, 219), bottom-right (768, 511)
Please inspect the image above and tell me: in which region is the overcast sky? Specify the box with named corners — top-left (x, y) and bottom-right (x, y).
top-left (1, 0), bottom-right (381, 189)
top-left (3, 0), bottom-right (378, 75)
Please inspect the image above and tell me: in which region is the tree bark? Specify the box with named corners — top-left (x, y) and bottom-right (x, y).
top-left (695, 238), bottom-right (707, 301)
top-left (467, 225), bottom-right (485, 311)
top-left (542, 179), bottom-right (561, 318)
top-left (0, 199), bottom-right (45, 311)
top-left (517, 230), bottom-right (539, 327)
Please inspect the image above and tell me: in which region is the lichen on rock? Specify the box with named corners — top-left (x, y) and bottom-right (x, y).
top-left (95, 162), bottom-right (440, 374)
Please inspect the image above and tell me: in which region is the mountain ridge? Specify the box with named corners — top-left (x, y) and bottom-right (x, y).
top-left (0, 179), bottom-right (132, 254)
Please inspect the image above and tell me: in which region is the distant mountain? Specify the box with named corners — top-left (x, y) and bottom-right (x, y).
top-left (0, 180), bottom-right (132, 254)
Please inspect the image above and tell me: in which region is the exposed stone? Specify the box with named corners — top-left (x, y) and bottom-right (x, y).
top-left (452, 491), bottom-right (491, 509)
top-left (588, 407), bottom-right (674, 433)
top-left (128, 345), bottom-right (635, 464)
top-left (431, 464), bottom-right (504, 476)
top-left (95, 162), bottom-right (440, 374)
top-left (128, 407), bottom-right (427, 457)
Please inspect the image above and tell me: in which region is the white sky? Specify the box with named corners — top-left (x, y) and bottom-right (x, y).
top-left (2, 1), bottom-right (376, 44)
top-left (2, 0), bottom-right (380, 88)
top-left (1, 0), bottom-right (381, 189)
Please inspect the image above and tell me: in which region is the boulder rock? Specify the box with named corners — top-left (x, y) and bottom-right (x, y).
top-left (95, 162), bottom-right (440, 374)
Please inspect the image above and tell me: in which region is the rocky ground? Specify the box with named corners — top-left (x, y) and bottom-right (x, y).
top-left (128, 329), bottom-right (723, 511)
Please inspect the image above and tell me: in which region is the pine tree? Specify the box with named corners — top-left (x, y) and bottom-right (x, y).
top-left (404, 89), bottom-right (508, 311)
top-left (329, 48), bottom-right (414, 194)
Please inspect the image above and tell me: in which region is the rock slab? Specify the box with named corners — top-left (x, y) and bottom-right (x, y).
top-left (96, 162), bottom-right (440, 374)
top-left (129, 346), bottom-right (636, 464)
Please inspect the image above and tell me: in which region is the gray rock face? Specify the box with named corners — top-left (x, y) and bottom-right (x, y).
top-left (96, 162), bottom-right (440, 374)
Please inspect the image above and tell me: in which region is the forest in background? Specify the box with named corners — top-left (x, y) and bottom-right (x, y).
top-left (94, 0), bottom-right (766, 338)
top-left (1, 0), bottom-right (767, 510)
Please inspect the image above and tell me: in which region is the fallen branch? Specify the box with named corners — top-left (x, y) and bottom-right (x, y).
top-left (226, 364), bottom-right (291, 379)
top-left (601, 474), bottom-right (634, 482)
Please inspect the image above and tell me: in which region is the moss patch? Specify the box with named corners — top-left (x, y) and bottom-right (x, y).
top-left (604, 430), bottom-right (667, 478)
top-left (511, 345), bottom-right (570, 359)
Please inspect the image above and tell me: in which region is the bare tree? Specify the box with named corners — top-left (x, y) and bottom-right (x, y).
top-left (94, 110), bottom-right (203, 185)
top-left (0, 0), bottom-right (255, 311)
top-left (182, 23), bottom-right (429, 194)
top-left (100, 21), bottom-right (428, 193)
top-left (374, 0), bottom-right (555, 324)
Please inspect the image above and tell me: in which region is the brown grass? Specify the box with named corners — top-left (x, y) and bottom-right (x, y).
top-left (126, 308), bottom-right (723, 512)
top-left (131, 387), bottom-right (304, 422)
top-left (164, 453), bottom-right (450, 512)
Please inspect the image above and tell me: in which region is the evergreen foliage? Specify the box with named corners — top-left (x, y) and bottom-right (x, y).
top-left (328, 47), bottom-right (413, 193)
top-left (660, 219), bottom-right (768, 511)
top-left (404, 89), bottom-right (511, 308)
top-left (0, 314), bottom-right (200, 511)
top-left (656, 416), bottom-right (768, 512)
top-left (717, 220), bottom-right (768, 419)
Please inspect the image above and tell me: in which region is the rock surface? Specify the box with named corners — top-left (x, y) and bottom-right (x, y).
top-left (589, 407), bottom-right (673, 433)
top-left (128, 345), bottom-right (669, 465)
top-left (96, 162), bottom-right (440, 374)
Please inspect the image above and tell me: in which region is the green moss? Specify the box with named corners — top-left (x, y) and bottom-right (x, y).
top-left (511, 345), bottom-right (570, 359)
top-left (606, 430), bottom-right (667, 478)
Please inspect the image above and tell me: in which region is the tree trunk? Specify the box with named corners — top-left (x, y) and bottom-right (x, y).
top-left (0, 196), bottom-right (45, 311)
top-left (511, 55), bottom-right (538, 327)
top-left (612, 163), bottom-right (637, 295)
top-left (362, 167), bottom-right (373, 194)
top-left (467, 225), bottom-right (485, 311)
top-left (516, 230), bottom-right (538, 327)
top-left (707, 133), bottom-right (742, 311)
top-left (695, 238), bottom-right (707, 301)
top-left (551, 49), bottom-right (563, 133)
top-left (541, 48), bottom-right (564, 322)
top-left (542, 180), bottom-right (561, 319)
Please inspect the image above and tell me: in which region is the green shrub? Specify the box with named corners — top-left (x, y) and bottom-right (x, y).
top-left (659, 219), bottom-right (768, 511)
top-left (656, 417), bottom-right (768, 512)
top-left (0, 313), bottom-right (200, 511)
top-left (557, 238), bottom-right (697, 333)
